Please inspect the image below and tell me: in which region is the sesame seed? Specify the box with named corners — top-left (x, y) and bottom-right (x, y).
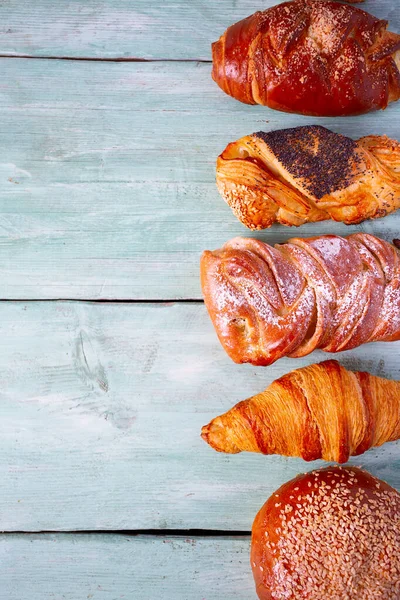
top-left (252, 466), bottom-right (400, 598)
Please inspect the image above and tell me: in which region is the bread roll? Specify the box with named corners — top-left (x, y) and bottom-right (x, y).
top-left (212, 0), bottom-right (400, 116)
top-left (251, 466), bottom-right (400, 599)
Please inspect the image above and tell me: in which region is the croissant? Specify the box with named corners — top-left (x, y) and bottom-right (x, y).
top-left (201, 234), bottom-right (400, 366)
top-left (217, 126), bottom-right (400, 229)
top-left (202, 360), bottom-right (400, 463)
top-left (212, 0), bottom-right (400, 116)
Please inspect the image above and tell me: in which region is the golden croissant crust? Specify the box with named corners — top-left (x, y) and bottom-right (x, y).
top-left (201, 234), bottom-right (400, 366)
top-left (212, 0), bottom-right (400, 116)
top-left (217, 126), bottom-right (400, 229)
top-left (202, 360), bottom-right (400, 463)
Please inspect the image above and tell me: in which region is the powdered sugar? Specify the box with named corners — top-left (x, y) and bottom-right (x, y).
top-left (203, 234), bottom-right (400, 365)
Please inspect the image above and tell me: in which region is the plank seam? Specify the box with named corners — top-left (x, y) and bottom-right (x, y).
top-left (0, 54), bottom-right (212, 63)
top-left (0, 530), bottom-right (250, 537)
top-left (0, 298), bottom-right (204, 303)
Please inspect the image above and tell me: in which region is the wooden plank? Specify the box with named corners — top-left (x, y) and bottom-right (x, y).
top-left (1, 58), bottom-right (400, 300)
top-left (0, 533), bottom-right (254, 599)
top-left (0, 0), bottom-right (398, 60)
top-left (0, 300), bottom-right (399, 531)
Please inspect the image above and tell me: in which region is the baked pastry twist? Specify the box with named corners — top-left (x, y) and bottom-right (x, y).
top-left (217, 126), bottom-right (400, 229)
top-left (201, 234), bottom-right (400, 365)
top-left (251, 467), bottom-right (400, 599)
top-left (202, 360), bottom-right (400, 462)
top-left (212, 0), bottom-right (400, 116)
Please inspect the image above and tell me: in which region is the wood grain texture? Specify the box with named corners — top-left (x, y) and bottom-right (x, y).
top-left (2, 1), bottom-right (399, 596)
top-left (0, 0), bottom-right (398, 60)
top-left (1, 58), bottom-right (400, 300)
top-left (1, 300), bottom-right (399, 531)
top-left (0, 533), bottom-right (254, 599)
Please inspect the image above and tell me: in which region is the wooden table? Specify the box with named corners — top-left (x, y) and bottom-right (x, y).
top-left (1, 1), bottom-right (399, 597)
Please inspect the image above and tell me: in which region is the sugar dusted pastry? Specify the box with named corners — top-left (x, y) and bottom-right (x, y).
top-left (201, 234), bottom-right (400, 365)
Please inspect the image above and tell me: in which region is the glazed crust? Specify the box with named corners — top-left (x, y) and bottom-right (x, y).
top-left (212, 0), bottom-right (400, 116)
top-left (251, 466), bottom-right (400, 599)
top-left (200, 234), bottom-right (400, 365)
top-left (201, 360), bottom-right (400, 462)
top-left (216, 126), bottom-right (400, 229)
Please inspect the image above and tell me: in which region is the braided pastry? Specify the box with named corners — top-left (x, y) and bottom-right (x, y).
top-left (202, 360), bottom-right (400, 462)
top-left (212, 0), bottom-right (400, 116)
top-left (217, 126), bottom-right (400, 229)
top-left (201, 234), bottom-right (400, 365)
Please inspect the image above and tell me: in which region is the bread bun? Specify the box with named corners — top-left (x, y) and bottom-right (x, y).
top-left (211, 1), bottom-right (400, 116)
top-left (251, 466), bottom-right (400, 599)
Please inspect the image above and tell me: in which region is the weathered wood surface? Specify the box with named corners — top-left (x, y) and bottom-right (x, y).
top-left (1, 300), bottom-right (399, 531)
top-left (1, 58), bottom-right (400, 299)
top-left (1, 534), bottom-right (254, 599)
top-left (1, 0), bottom-right (399, 598)
top-left (0, 0), bottom-right (398, 60)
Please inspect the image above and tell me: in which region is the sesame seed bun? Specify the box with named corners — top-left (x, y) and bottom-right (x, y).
top-left (251, 466), bottom-right (400, 599)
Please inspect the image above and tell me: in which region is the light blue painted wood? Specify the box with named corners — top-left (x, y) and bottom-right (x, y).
top-left (0, 0), bottom-right (398, 59)
top-left (1, 58), bottom-right (400, 299)
top-left (0, 300), bottom-right (398, 531)
top-left (1, 2), bottom-right (399, 598)
top-left (0, 534), bottom-right (254, 599)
